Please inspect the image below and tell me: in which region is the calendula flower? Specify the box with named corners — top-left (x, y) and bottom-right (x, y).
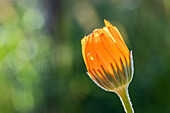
top-left (81, 20), bottom-right (134, 113)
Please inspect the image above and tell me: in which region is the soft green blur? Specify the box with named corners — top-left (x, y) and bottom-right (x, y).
top-left (0, 0), bottom-right (170, 113)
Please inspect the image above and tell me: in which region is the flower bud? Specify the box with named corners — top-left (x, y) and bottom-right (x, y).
top-left (81, 20), bottom-right (134, 92)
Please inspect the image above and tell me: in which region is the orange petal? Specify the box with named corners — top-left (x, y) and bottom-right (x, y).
top-left (91, 30), bottom-right (116, 75)
top-left (97, 29), bottom-right (126, 71)
top-left (104, 19), bottom-right (125, 44)
top-left (103, 22), bottom-right (130, 65)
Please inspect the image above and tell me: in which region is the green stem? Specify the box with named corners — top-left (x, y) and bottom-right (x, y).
top-left (116, 85), bottom-right (134, 113)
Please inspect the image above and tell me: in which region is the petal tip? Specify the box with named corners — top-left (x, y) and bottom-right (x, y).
top-left (104, 19), bottom-right (112, 27)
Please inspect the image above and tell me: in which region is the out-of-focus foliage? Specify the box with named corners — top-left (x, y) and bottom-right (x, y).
top-left (0, 0), bottom-right (170, 113)
top-left (0, 0), bottom-right (52, 113)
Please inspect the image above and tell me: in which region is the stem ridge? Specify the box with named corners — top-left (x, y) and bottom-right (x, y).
top-left (116, 85), bottom-right (134, 113)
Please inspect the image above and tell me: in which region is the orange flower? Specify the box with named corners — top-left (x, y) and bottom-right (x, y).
top-left (81, 20), bottom-right (134, 92)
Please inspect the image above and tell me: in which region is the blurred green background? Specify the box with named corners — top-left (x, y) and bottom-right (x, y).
top-left (0, 0), bottom-right (170, 113)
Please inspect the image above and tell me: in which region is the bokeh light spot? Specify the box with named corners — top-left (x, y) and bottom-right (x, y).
top-left (23, 8), bottom-right (45, 30)
top-left (16, 39), bottom-right (38, 61)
